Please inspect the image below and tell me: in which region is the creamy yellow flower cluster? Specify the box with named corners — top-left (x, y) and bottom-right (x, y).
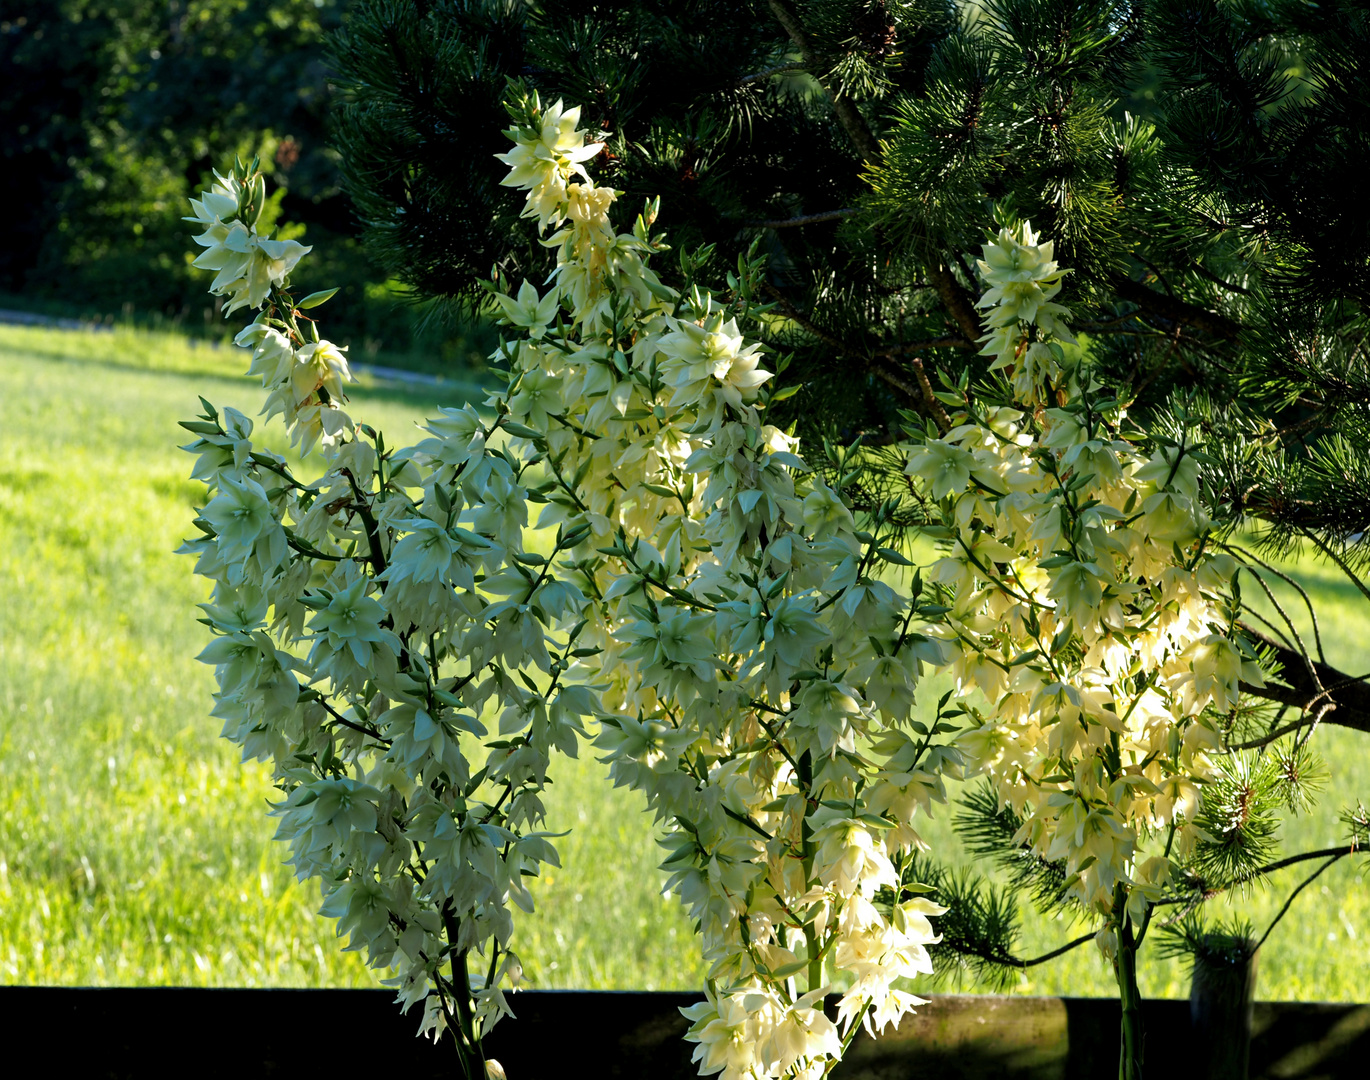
top-left (973, 222), bottom-right (1075, 406)
top-left (489, 96), bottom-right (956, 1080)
top-left (184, 169), bottom-right (353, 457)
top-left (182, 92), bottom-right (960, 1080)
top-left (910, 223), bottom-right (1266, 938)
top-left (186, 170), bottom-right (311, 317)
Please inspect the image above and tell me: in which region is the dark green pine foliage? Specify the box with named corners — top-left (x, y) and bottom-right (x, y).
top-left (330, 0), bottom-right (1370, 732)
top-left (329, 0), bottom-right (1370, 988)
top-left (1154, 0), bottom-right (1370, 571)
top-left (330, 1), bottom-right (1366, 553)
top-left (330, 0), bottom-right (968, 435)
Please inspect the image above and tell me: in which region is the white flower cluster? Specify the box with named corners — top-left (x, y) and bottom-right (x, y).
top-left (182, 94), bottom-right (959, 1080)
top-left (911, 222), bottom-right (1267, 944)
top-left (186, 169), bottom-right (310, 317)
top-left (181, 158), bottom-right (585, 1077)
top-left (489, 95), bottom-right (958, 1078)
top-left (973, 222), bottom-right (1075, 407)
top-left (183, 103), bottom-right (1262, 1079)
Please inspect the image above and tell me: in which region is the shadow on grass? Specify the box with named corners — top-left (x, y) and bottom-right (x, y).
top-left (3, 335), bottom-right (493, 414)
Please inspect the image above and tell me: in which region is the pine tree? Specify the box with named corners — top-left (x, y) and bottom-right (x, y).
top-left (327, 0), bottom-right (1369, 1071)
top-left (329, 0), bottom-right (1367, 564)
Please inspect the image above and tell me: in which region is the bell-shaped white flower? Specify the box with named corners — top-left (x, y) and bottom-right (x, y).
top-left (493, 280), bottom-right (561, 340)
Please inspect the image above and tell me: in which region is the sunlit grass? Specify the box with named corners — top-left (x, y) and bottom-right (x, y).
top-left (0, 323), bottom-right (702, 991)
top-left (0, 322), bottom-right (1363, 1000)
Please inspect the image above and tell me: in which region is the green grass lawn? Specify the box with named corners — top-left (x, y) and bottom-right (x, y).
top-left (0, 322), bottom-right (1364, 1000)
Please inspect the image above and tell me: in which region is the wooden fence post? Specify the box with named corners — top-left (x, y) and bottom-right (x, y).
top-left (1190, 937), bottom-right (1259, 1080)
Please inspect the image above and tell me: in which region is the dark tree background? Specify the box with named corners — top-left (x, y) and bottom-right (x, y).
top-left (0, 0), bottom-right (453, 353)
top-left (7, 3), bottom-right (1365, 523)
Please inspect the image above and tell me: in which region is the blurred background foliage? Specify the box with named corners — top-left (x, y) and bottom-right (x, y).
top-left (0, 0), bottom-right (489, 370)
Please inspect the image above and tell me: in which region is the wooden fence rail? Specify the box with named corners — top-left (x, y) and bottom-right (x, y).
top-left (1, 987), bottom-right (1364, 1078)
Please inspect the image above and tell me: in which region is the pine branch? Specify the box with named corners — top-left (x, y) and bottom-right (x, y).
top-left (1239, 626), bottom-right (1370, 735)
top-left (749, 208), bottom-right (858, 228)
top-left (937, 929), bottom-right (1097, 973)
top-left (907, 355), bottom-right (951, 432)
top-left (1162, 844), bottom-right (1362, 910)
top-left (1018, 931), bottom-right (1098, 967)
top-left (1254, 845), bottom-right (1359, 878)
top-left (1254, 853), bottom-right (1343, 952)
top-left (764, 0), bottom-right (880, 161)
top-left (1193, 262), bottom-right (1254, 297)
top-left (952, 781), bottom-right (1071, 912)
top-left (867, 357), bottom-right (926, 408)
top-left (763, 281), bottom-right (952, 423)
top-left (1109, 274), bottom-right (1243, 339)
top-left (762, 282), bottom-right (860, 355)
top-left (1302, 528), bottom-right (1370, 607)
top-left (928, 264), bottom-right (984, 343)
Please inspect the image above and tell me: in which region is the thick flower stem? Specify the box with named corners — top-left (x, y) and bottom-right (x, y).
top-left (804, 923), bottom-right (824, 993)
top-left (454, 958), bottom-right (487, 1078)
top-left (795, 748), bottom-right (824, 993)
top-left (444, 912), bottom-right (487, 1079)
top-left (1114, 898), bottom-right (1145, 1080)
